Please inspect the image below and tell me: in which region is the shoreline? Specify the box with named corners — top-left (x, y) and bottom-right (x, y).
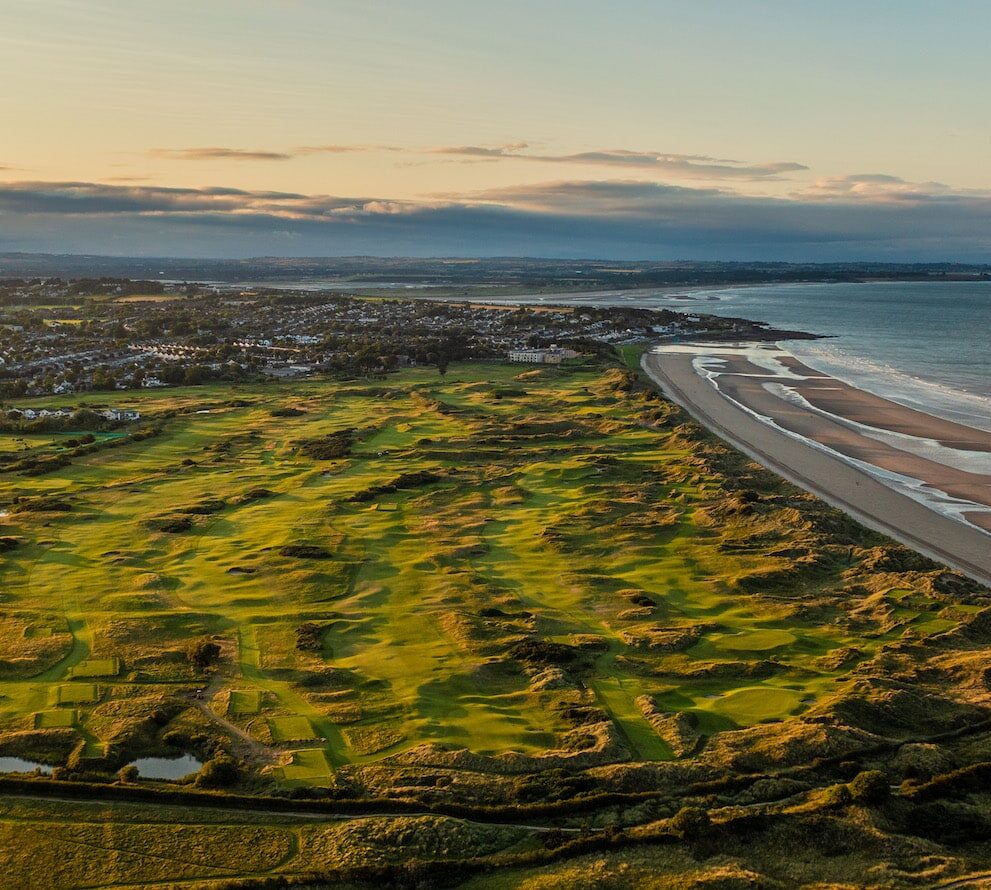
top-left (642, 346), bottom-right (991, 589)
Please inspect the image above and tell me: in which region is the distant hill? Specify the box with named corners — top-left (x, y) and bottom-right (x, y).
top-left (0, 252), bottom-right (989, 288)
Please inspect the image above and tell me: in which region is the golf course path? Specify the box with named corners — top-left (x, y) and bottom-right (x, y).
top-left (192, 674), bottom-right (278, 767)
top-left (642, 350), bottom-right (991, 589)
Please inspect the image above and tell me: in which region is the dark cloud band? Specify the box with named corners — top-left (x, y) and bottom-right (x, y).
top-left (0, 178), bottom-right (989, 261)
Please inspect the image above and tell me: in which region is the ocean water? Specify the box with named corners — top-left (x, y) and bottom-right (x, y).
top-left (503, 281), bottom-right (991, 432)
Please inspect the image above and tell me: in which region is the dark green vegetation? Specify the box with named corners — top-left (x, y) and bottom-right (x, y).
top-left (3, 256), bottom-right (990, 292)
top-left (1, 359), bottom-right (990, 887)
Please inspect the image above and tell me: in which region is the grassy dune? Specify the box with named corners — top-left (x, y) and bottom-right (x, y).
top-left (0, 795), bottom-right (529, 889)
top-left (0, 361), bottom-right (970, 779)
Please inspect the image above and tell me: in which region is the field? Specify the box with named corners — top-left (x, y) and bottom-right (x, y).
top-left (0, 361), bottom-right (971, 779)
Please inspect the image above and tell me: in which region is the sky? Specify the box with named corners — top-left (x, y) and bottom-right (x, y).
top-left (1, 0), bottom-right (991, 260)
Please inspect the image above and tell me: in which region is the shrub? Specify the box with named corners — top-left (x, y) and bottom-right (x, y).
top-left (349, 470), bottom-right (442, 502)
top-left (669, 806), bottom-right (711, 839)
top-left (510, 638), bottom-right (582, 668)
top-left (903, 801), bottom-right (991, 843)
top-left (241, 487), bottom-right (274, 502)
top-left (820, 782), bottom-right (852, 808)
top-left (848, 770), bottom-right (889, 804)
top-left (177, 499), bottom-right (225, 515)
top-left (298, 429), bottom-right (354, 460)
top-left (296, 622), bottom-right (324, 652)
top-left (279, 543), bottom-right (332, 560)
top-left (12, 496), bottom-right (72, 513)
top-left (187, 639), bottom-right (221, 672)
top-left (628, 593), bottom-right (656, 608)
top-left (147, 516), bottom-right (193, 533)
top-left (194, 754), bottom-right (240, 789)
top-left (163, 730), bottom-right (191, 748)
top-left (21, 455), bottom-right (72, 476)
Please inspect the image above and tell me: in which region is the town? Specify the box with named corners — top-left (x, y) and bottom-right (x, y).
top-left (0, 277), bottom-right (799, 398)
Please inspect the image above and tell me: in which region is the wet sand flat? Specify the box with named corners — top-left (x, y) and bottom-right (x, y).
top-left (643, 347), bottom-right (991, 587)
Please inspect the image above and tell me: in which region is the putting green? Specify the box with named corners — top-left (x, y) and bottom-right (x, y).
top-left (710, 629), bottom-right (797, 652)
top-left (229, 689), bottom-right (262, 715)
top-left (55, 684), bottom-right (100, 705)
top-left (34, 709), bottom-right (76, 728)
top-left (279, 748), bottom-right (332, 786)
top-left (68, 657), bottom-right (120, 678)
top-left (268, 716), bottom-right (317, 741)
top-left (704, 686), bottom-right (803, 726)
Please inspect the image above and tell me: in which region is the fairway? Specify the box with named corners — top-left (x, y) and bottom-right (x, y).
top-left (0, 361), bottom-right (962, 785)
top-left (710, 629), bottom-right (797, 652)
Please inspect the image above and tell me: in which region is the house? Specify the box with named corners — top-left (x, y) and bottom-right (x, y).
top-left (52, 381), bottom-right (74, 395)
top-left (102, 408), bottom-right (141, 422)
top-left (508, 348), bottom-right (546, 363)
top-left (507, 345), bottom-right (580, 365)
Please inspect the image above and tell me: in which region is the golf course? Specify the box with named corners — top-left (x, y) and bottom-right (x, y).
top-left (0, 358), bottom-right (968, 785)
top-left (1, 357), bottom-right (990, 885)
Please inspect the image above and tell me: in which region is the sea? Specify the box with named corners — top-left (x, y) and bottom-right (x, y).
top-left (449, 280), bottom-right (991, 434)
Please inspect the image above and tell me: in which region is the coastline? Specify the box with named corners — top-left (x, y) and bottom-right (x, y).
top-left (642, 345), bottom-right (991, 589)
top-left (472, 279), bottom-right (991, 434)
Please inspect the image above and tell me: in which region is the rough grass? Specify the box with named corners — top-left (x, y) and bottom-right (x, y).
top-left (0, 363), bottom-right (965, 778)
top-left (0, 794), bottom-right (527, 889)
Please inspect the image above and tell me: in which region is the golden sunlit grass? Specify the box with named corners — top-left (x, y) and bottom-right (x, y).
top-left (0, 362), bottom-right (959, 779)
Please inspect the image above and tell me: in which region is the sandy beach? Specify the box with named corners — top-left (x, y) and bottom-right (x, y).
top-left (642, 344), bottom-right (991, 588)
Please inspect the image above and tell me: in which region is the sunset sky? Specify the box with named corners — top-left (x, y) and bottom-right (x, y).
top-left (2, 0), bottom-right (990, 259)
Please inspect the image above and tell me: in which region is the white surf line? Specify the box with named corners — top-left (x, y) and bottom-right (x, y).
top-left (788, 341), bottom-right (991, 435)
top-left (693, 360), bottom-right (991, 536)
top-left (765, 382), bottom-right (991, 476)
top-left (643, 352), bottom-right (991, 589)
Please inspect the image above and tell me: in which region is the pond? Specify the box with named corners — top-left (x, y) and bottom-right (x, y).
top-left (131, 755), bottom-right (202, 780)
top-left (0, 757), bottom-right (53, 774)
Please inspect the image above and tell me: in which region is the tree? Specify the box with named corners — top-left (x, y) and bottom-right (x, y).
top-left (187, 638), bottom-right (221, 673)
top-left (194, 754), bottom-right (240, 788)
top-left (183, 365), bottom-right (210, 386)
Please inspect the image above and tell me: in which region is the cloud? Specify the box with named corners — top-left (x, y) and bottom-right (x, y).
top-left (430, 143), bottom-right (530, 158)
top-left (150, 144), bottom-right (407, 162)
top-left (1, 177), bottom-right (990, 261)
top-left (427, 146), bottom-right (807, 180)
top-left (796, 173), bottom-right (991, 202)
top-left (141, 141), bottom-right (805, 180)
top-left (0, 181), bottom-right (422, 220)
top-left (149, 147), bottom-right (294, 162)
top-left (295, 144), bottom-right (403, 155)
